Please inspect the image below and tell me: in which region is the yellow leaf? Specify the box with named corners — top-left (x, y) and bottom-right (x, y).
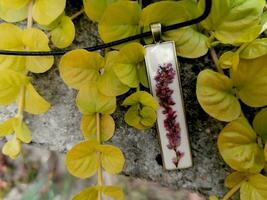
top-left (59, 49), bottom-right (104, 89)
top-left (23, 28), bottom-right (54, 73)
top-left (218, 118), bottom-right (265, 173)
top-left (240, 174), bottom-right (267, 200)
top-left (0, 2), bottom-right (28, 23)
top-left (240, 38), bottom-right (267, 59)
top-left (65, 141), bottom-right (99, 179)
top-left (0, 69), bottom-right (30, 105)
top-left (0, 118), bottom-right (15, 137)
top-left (140, 106), bottom-right (157, 127)
top-left (122, 91), bottom-right (159, 110)
top-left (0, 0), bottom-right (29, 9)
top-left (83, 0), bottom-right (123, 22)
top-left (97, 145), bottom-right (125, 174)
top-left (13, 118), bottom-right (31, 144)
top-left (232, 55), bottom-right (267, 107)
top-left (209, 196), bottom-right (219, 200)
top-left (24, 83), bottom-right (51, 115)
top-left (81, 114), bottom-right (115, 142)
top-left (137, 62), bottom-right (149, 88)
top-left (50, 16), bottom-right (75, 49)
top-left (218, 51), bottom-right (239, 70)
top-left (0, 23), bottom-right (25, 72)
top-left (73, 186), bottom-right (124, 200)
top-left (252, 108), bottom-right (267, 143)
top-left (264, 144), bottom-right (267, 161)
top-left (196, 69), bottom-right (241, 122)
top-left (72, 186), bottom-right (99, 200)
top-left (99, 1), bottom-right (141, 44)
top-left (225, 171), bottom-right (247, 189)
top-left (2, 137), bottom-right (22, 160)
top-left (76, 84), bottom-right (116, 115)
top-left (32, 0), bottom-right (66, 25)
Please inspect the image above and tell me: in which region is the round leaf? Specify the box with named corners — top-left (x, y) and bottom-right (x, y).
top-left (196, 69), bottom-right (241, 122)
top-left (23, 28), bottom-right (54, 73)
top-left (13, 118), bottom-right (31, 144)
top-left (99, 1), bottom-right (141, 44)
top-left (24, 83), bottom-right (51, 115)
top-left (140, 106), bottom-right (157, 127)
top-left (32, 0), bottom-right (66, 25)
top-left (232, 55), bottom-right (267, 107)
top-left (97, 144), bottom-right (125, 174)
top-left (218, 51), bottom-right (239, 70)
top-left (225, 172), bottom-right (247, 189)
top-left (122, 91), bottom-right (159, 110)
top-left (2, 137), bottom-right (22, 160)
top-left (0, 23), bottom-right (25, 72)
top-left (73, 186), bottom-right (99, 200)
top-left (81, 114), bottom-right (115, 142)
top-left (0, 118), bottom-right (15, 137)
top-left (83, 0), bottom-right (121, 22)
top-left (50, 16), bottom-right (75, 49)
top-left (65, 140), bottom-right (99, 179)
top-left (59, 49), bottom-right (104, 89)
top-left (102, 186), bottom-right (124, 200)
top-left (240, 38), bottom-right (267, 59)
top-left (218, 118), bottom-right (265, 173)
top-left (240, 174), bottom-right (267, 200)
top-left (253, 108), bottom-right (267, 144)
top-left (199, 0), bottom-right (265, 44)
top-left (0, 69), bottom-right (30, 105)
top-left (0, 2), bottom-right (28, 22)
top-left (76, 84), bottom-right (116, 115)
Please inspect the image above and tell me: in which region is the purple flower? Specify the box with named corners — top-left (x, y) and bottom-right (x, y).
top-left (154, 63), bottom-right (183, 167)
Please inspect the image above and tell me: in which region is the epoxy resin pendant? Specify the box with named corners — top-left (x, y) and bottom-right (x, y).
top-left (145, 41), bottom-right (192, 170)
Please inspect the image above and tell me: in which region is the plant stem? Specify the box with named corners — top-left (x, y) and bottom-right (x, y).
top-left (138, 0), bottom-right (142, 8)
top-left (210, 47), bottom-right (224, 74)
top-left (222, 181), bottom-right (244, 200)
top-left (96, 113), bottom-right (103, 200)
top-left (16, 1), bottom-right (33, 119)
top-left (70, 9), bottom-right (85, 20)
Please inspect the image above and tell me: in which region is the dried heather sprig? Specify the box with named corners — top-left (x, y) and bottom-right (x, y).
top-left (154, 63), bottom-right (183, 167)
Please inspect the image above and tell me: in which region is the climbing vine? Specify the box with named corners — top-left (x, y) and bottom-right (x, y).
top-left (0, 0), bottom-right (267, 200)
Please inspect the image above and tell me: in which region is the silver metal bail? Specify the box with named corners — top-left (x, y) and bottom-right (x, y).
top-left (150, 23), bottom-right (162, 43)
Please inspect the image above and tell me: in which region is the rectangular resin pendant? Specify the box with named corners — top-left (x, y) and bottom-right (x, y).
top-left (144, 41), bottom-right (192, 170)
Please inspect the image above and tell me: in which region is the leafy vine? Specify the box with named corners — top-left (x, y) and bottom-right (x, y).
top-left (1, 0), bottom-right (267, 200)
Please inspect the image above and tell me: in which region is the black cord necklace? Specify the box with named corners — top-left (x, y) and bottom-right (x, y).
top-left (0, 0), bottom-right (212, 56)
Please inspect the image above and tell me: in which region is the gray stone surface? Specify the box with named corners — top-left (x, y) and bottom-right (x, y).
top-left (0, 1), bottom-right (231, 198)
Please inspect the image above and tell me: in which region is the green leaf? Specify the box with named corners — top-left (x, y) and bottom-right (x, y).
top-left (113, 43), bottom-right (145, 87)
top-left (252, 108), bottom-right (267, 143)
top-left (23, 28), bottom-right (54, 73)
top-left (0, 69), bottom-right (30, 105)
top-left (99, 1), bottom-right (141, 44)
top-left (97, 51), bottom-right (129, 96)
top-left (140, 1), bottom-right (208, 58)
top-left (232, 55), bottom-right (267, 107)
top-left (218, 51), bottom-right (239, 70)
top-left (240, 38), bottom-right (267, 59)
top-left (60, 49), bottom-right (104, 89)
top-left (24, 83), bottom-right (51, 115)
top-left (225, 172), bottom-right (247, 189)
top-left (122, 91), bottom-right (159, 110)
top-left (50, 16), bottom-right (75, 49)
top-left (265, 144), bottom-right (267, 161)
top-left (97, 145), bottom-right (125, 174)
top-left (240, 174), bottom-right (267, 200)
top-left (2, 137), bottom-right (22, 160)
top-left (0, 0), bottom-right (29, 9)
top-left (218, 118), bottom-right (265, 173)
top-left (32, 0), bottom-right (66, 25)
top-left (81, 114), bottom-right (115, 142)
top-left (0, 2), bottom-right (28, 22)
top-left (199, 0), bottom-right (265, 44)
top-left (65, 140), bottom-right (99, 179)
top-left (83, 0), bottom-right (122, 22)
top-left (13, 118), bottom-right (31, 144)
top-left (196, 69), bottom-right (241, 122)
top-left (76, 84), bottom-right (116, 115)
top-left (0, 118), bottom-right (15, 137)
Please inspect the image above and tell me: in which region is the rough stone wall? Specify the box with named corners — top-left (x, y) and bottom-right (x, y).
top-left (0, 1), bottom-right (230, 197)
